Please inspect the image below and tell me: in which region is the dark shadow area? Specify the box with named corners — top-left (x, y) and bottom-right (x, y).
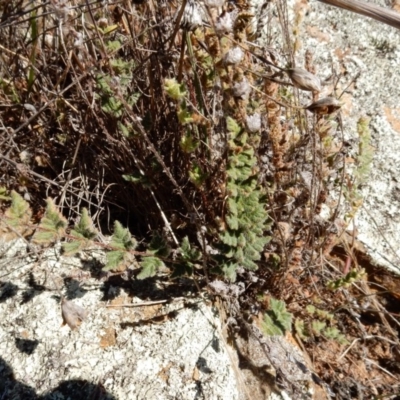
top-left (20, 272), bottom-right (46, 304)
top-left (0, 357), bottom-right (37, 400)
top-left (0, 281), bottom-right (19, 302)
top-left (51, 294), bottom-right (62, 303)
top-left (99, 274), bottom-right (199, 302)
top-left (41, 379), bottom-right (116, 400)
top-left (211, 336), bottom-right (220, 353)
top-left (20, 288), bottom-right (37, 304)
top-left (120, 309), bottom-right (179, 329)
top-left (0, 357), bottom-right (117, 400)
top-left (79, 256), bottom-right (203, 302)
top-left (196, 357), bottom-right (212, 374)
top-left (15, 338), bottom-right (39, 355)
top-left (79, 257), bottom-right (106, 274)
top-left (63, 277), bottom-right (88, 299)
top-left (193, 380), bottom-right (205, 400)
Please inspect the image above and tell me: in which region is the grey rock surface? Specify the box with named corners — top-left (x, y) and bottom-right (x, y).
top-left (0, 239), bottom-right (239, 400)
top-left (1, 239), bottom-right (312, 400)
top-left (0, 236), bottom-right (315, 400)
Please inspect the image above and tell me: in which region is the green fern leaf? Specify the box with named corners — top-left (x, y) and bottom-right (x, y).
top-left (220, 231), bottom-right (238, 247)
top-left (189, 162), bottom-right (206, 187)
top-left (237, 233), bottom-right (246, 248)
top-left (221, 261), bottom-right (239, 282)
top-left (261, 313), bottom-right (284, 335)
top-left (215, 113), bottom-right (270, 280)
top-left (226, 214), bottom-right (239, 230)
top-left (110, 221), bottom-right (136, 251)
top-left (137, 256), bottom-right (165, 279)
top-left (227, 198), bottom-right (238, 216)
top-left (243, 245), bottom-right (260, 261)
top-left (241, 258), bottom-right (258, 270)
top-left (179, 236), bottom-right (201, 261)
top-left (33, 198), bottom-right (67, 244)
top-left (226, 116), bottom-right (241, 138)
top-left (1, 191), bottom-right (32, 237)
top-left (62, 240), bottom-right (83, 256)
top-left (102, 221), bottom-right (136, 271)
top-left (104, 250), bottom-right (126, 271)
top-left (295, 319), bottom-right (309, 340)
top-left (62, 209), bottom-right (97, 256)
top-left (261, 298), bottom-right (292, 336)
top-left (71, 208), bottom-right (97, 240)
top-left (171, 237), bottom-right (201, 278)
top-left (323, 327), bottom-right (349, 345)
top-left (312, 320), bottom-right (326, 335)
top-left (5, 191), bottom-right (31, 225)
top-left (250, 236), bottom-right (269, 252)
top-left (227, 181), bottom-right (239, 197)
top-left (226, 166), bottom-right (239, 180)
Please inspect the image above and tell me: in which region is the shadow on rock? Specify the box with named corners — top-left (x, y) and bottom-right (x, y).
top-left (41, 379), bottom-right (116, 400)
top-left (0, 357), bottom-right (36, 400)
top-left (0, 357), bottom-right (117, 400)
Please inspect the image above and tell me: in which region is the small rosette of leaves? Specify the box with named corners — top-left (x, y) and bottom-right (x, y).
top-left (164, 78), bottom-right (195, 129)
top-left (261, 297), bottom-right (292, 336)
top-left (62, 208), bottom-right (97, 256)
top-left (103, 221), bottom-right (137, 271)
top-left (32, 198), bottom-right (67, 244)
top-left (164, 78), bottom-right (187, 101)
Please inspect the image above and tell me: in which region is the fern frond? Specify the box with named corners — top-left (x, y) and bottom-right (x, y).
top-left (102, 221), bottom-right (136, 271)
top-left (261, 298), bottom-right (292, 336)
top-left (32, 198), bottom-right (67, 244)
top-left (0, 190), bottom-right (33, 238)
top-left (137, 256), bottom-right (165, 279)
top-left (62, 208), bottom-right (97, 256)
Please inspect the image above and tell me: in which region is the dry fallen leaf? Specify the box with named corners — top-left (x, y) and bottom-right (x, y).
top-left (61, 297), bottom-right (88, 330)
top-left (305, 97), bottom-right (341, 114)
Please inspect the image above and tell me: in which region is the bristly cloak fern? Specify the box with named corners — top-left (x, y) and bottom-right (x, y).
top-left (213, 117), bottom-right (271, 281)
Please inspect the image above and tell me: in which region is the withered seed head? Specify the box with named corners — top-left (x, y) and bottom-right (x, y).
top-left (285, 68), bottom-right (321, 92)
top-left (180, 0), bottom-right (203, 31)
top-left (306, 97), bottom-right (341, 114)
top-left (224, 47), bottom-right (244, 65)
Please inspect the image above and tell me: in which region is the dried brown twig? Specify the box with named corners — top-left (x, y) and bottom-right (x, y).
top-left (318, 0), bottom-right (400, 30)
